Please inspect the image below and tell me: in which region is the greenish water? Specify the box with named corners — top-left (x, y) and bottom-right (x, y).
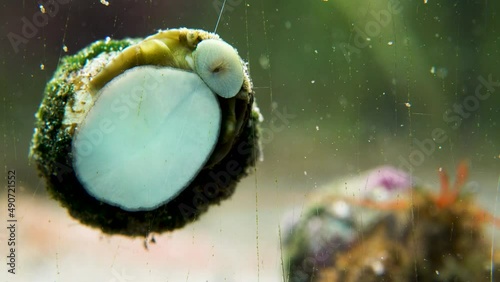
top-left (1, 0), bottom-right (499, 281)
top-left (3, 0), bottom-right (499, 186)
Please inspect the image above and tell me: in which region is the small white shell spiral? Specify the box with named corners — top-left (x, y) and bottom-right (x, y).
top-left (192, 39), bottom-right (244, 99)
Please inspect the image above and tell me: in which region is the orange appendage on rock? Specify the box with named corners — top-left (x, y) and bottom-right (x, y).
top-left (434, 161), bottom-right (500, 227)
top-left (435, 161), bottom-right (468, 208)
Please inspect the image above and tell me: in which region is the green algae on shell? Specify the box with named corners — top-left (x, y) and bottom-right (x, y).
top-left (29, 29), bottom-right (262, 237)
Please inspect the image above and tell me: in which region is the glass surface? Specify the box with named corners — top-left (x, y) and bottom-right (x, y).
top-left (1, 1), bottom-right (499, 281)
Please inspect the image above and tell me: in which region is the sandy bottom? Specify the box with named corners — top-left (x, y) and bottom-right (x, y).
top-left (1, 174), bottom-right (296, 282)
top-left (1, 163), bottom-right (499, 282)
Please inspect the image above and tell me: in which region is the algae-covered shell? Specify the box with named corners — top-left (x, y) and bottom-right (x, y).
top-left (29, 28), bottom-right (262, 237)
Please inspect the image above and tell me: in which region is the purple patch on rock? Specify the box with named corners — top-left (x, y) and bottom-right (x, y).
top-left (366, 166), bottom-right (411, 191)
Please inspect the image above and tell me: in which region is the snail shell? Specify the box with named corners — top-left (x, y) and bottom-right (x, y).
top-left (29, 28), bottom-right (262, 237)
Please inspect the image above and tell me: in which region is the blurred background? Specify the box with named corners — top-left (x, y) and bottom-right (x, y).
top-left (1, 0), bottom-right (499, 281)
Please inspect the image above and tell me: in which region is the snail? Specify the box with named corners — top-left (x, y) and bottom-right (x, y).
top-left (29, 28), bottom-right (262, 237)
